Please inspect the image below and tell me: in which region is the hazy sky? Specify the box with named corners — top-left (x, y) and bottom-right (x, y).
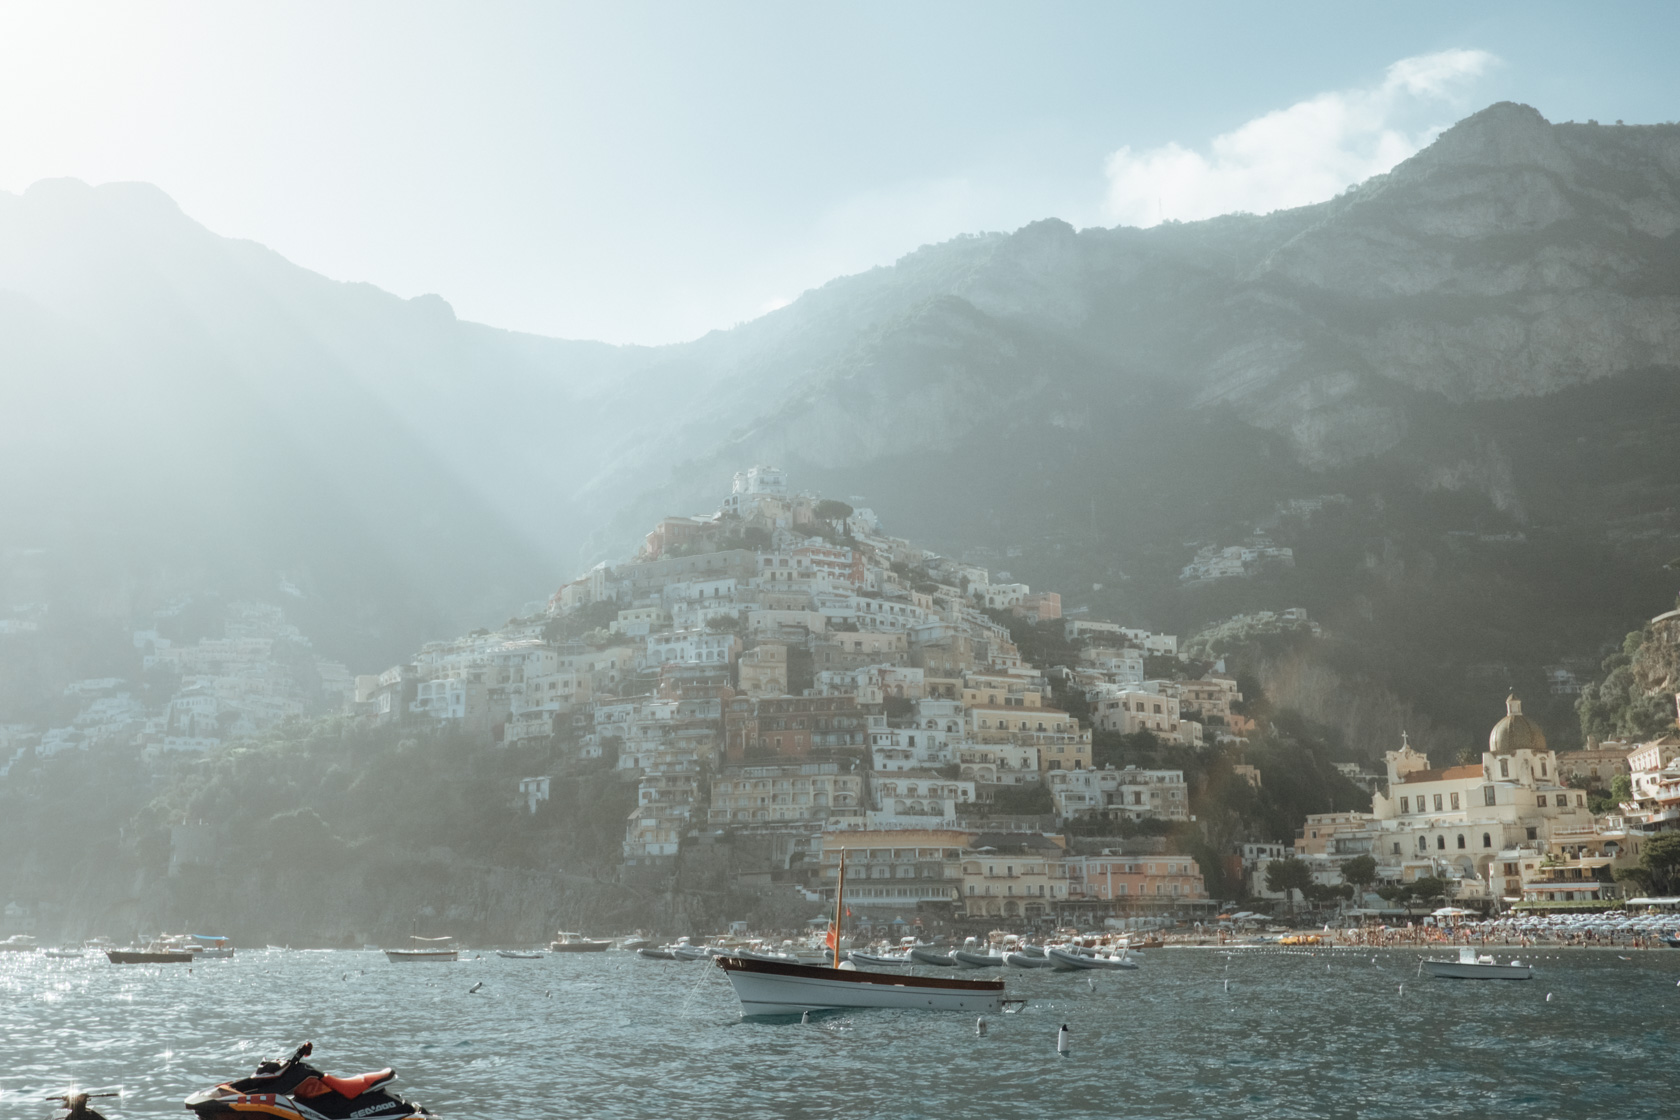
top-left (0, 1), bottom-right (1674, 345)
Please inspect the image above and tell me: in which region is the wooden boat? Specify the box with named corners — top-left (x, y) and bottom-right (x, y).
top-left (715, 850), bottom-right (1011, 1016)
top-left (1422, 947), bottom-right (1532, 980)
top-left (549, 932), bottom-right (612, 953)
top-left (385, 935), bottom-right (458, 963)
top-left (496, 950), bottom-right (546, 959)
top-left (716, 953), bottom-right (1008, 1015)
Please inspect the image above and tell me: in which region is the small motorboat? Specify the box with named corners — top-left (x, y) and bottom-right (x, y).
top-left (846, 951), bottom-right (909, 967)
top-left (670, 945), bottom-right (711, 961)
top-left (637, 947), bottom-right (678, 960)
top-left (549, 931), bottom-right (612, 953)
top-left (496, 950), bottom-right (546, 959)
top-left (43, 948), bottom-right (85, 959)
top-left (0, 934), bottom-right (39, 953)
top-left (1005, 951), bottom-right (1055, 968)
top-left (619, 937), bottom-right (653, 952)
top-left (385, 935), bottom-right (458, 963)
top-left (1422, 947), bottom-right (1532, 980)
top-left (951, 949), bottom-right (1006, 968)
top-left (187, 935), bottom-right (234, 959)
top-left (1046, 946), bottom-right (1098, 970)
top-left (909, 946), bottom-right (957, 967)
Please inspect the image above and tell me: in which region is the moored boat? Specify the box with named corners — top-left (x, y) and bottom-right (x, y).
top-left (549, 931), bottom-right (612, 952)
top-left (496, 949), bottom-right (546, 959)
top-left (716, 953), bottom-right (1008, 1015)
top-left (636, 947), bottom-right (677, 960)
top-left (1422, 947), bottom-right (1532, 980)
top-left (1004, 950), bottom-right (1055, 968)
top-left (909, 945), bottom-right (957, 967)
top-left (846, 951), bottom-right (909, 967)
top-left (385, 935), bottom-right (458, 963)
top-left (951, 949), bottom-right (1006, 968)
top-left (715, 848), bottom-right (1014, 1016)
top-left (0, 934), bottom-right (39, 953)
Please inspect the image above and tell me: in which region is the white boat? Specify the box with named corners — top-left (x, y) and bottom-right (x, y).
top-left (1422, 947), bottom-right (1533, 980)
top-left (496, 950), bottom-right (546, 959)
top-left (951, 949), bottom-right (1006, 968)
top-left (1004, 951), bottom-right (1055, 968)
top-left (187, 934), bottom-right (233, 959)
top-left (385, 935), bottom-right (458, 963)
top-left (549, 932), bottom-right (612, 953)
top-left (909, 946), bottom-right (958, 967)
top-left (1047, 945), bottom-right (1135, 970)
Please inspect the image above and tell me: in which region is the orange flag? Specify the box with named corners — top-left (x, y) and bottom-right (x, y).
top-left (824, 923), bottom-right (837, 950)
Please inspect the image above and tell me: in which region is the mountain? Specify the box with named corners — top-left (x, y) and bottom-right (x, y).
top-left (4, 102), bottom-right (1678, 745)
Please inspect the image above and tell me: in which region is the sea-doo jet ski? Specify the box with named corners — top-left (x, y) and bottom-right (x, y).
top-left (184, 1042), bottom-right (432, 1119)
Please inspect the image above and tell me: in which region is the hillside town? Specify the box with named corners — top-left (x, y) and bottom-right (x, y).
top-left (342, 467), bottom-right (1680, 926)
top-left (4, 468), bottom-right (1679, 935)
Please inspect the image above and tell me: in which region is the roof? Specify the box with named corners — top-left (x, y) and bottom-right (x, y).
top-left (1402, 764), bottom-right (1485, 784)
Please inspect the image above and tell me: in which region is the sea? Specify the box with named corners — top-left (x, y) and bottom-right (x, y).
top-left (3, 947), bottom-right (1677, 1120)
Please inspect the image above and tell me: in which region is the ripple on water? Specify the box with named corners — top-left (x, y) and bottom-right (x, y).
top-left (2, 949), bottom-right (1678, 1119)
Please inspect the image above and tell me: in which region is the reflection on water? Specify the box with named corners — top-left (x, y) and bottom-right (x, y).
top-left (2, 948), bottom-right (1676, 1119)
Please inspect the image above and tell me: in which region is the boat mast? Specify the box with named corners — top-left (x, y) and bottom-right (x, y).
top-left (833, 848), bottom-right (846, 969)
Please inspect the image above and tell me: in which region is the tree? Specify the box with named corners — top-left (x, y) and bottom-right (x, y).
top-left (1617, 833), bottom-right (1680, 896)
top-left (814, 499), bottom-right (854, 524)
top-left (1264, 857), bottom-right (1313, 913)
top-left (1408, 876), bottom-right (1448, 911)
top-left (1341, 854), bottom-right (1378, 896)
top-left (1610, 774), bottom-right (1633, 803)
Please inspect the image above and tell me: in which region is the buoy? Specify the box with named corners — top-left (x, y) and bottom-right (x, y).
top-left (1056, 1024), bottom-right (1070, 1056)
top-left (976, 1017), bottom-right (987, 1037)
top-left (468, 981), bottom-right (484, 994)
top-left (801, 1011), bottom-right (810, 1024)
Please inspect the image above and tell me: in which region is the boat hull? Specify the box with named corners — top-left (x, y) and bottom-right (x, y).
top-left (1422, 960), bottom-right (1532, 980)
top-left (951, 950), bottom-right (1005, 968)
top-left (716, 954), bottom-right (1005, 1015)
top-left (107, 950), bottom-right (195, 964)
top-left (908, 947), bottom-right (957, 967)
top-left (384, 949), bottom-right (459, 962)
top-left (846, 952), bottom-right (909, 967)
top-left (637, 947), bottom-right (677, 960)
top-left (1046, 947), bottom-right (1102, 970)
top-left (497, 950), bottom-right (546, 959)
top-left (550, 940), bottom-right (611, 952)
top-left (1004, 951), bottom-right (1054, 968)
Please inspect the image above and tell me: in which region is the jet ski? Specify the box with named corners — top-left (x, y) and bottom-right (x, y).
top-left (184, 1042), bottom-right (432, 1118)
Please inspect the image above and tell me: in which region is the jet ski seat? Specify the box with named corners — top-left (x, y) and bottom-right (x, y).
top-left (321, 1070), bottom-right (396, 1098)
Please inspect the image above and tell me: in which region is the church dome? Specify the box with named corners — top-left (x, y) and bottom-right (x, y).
top-left (1488, 695), bottom-right (1546, 754)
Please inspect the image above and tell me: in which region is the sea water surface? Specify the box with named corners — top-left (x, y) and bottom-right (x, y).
top-left (3, 947), bottom-right (1677, 1120)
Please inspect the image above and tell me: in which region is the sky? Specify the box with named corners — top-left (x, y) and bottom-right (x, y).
top-left (0, 1), bottom-right (1675, 345)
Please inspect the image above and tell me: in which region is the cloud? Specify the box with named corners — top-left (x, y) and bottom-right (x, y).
top-left (1102, 49), bottom-right (1496, 227)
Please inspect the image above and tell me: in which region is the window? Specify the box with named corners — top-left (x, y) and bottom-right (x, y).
top-left (1393, 842), bottom-right (1401, 854)
top-left (1457, 835), bottom-right (1466, 849)
top-left (1450, 793), bottom-right (1460, 810)
top-left (1483, 833), bottom-right (1492, 848)
top-left (1537, 795), bottom-right (1547, 808)
top-left (1526, 827), bottom-right (1537, 841)
top-left (1484, 786), bottom-right (1497, 806)
top-left (1499, 759), bottom-right (1509, 778)
top-left (1436, 836), bottom-right (1446, 850)
top-left (1540, 761), bottom-right (1547, 777)
top-left (1418, 836), bottom-right (1428, 851)
top-left (1576, 794), bottom-right (1584, 807)
top-left (1434, 794), bottom-right (1443, 811)
top-left (1400, 797), bottom-right (1410, 813)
